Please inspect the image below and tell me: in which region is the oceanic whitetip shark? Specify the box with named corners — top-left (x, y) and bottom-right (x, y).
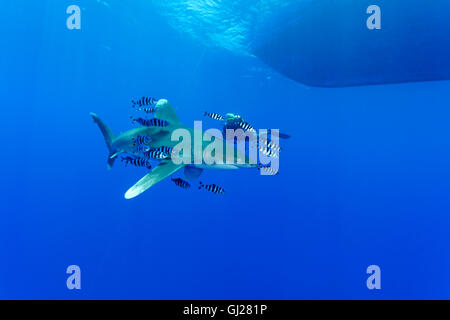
top-left (91, 99), bottom-right (257, 199)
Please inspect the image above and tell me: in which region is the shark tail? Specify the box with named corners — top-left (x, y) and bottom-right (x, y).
top-left (90, 112), bottom-right (118, 170)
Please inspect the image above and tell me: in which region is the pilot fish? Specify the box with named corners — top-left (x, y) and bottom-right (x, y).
top-left (171, 177), bottom-right (191, 189)
top-left (204, 112), bottom-right (224, 121)
top-left (238, 121), bottom-right (256, 132)
top-left (135, 106), bottom-right (158, 114)
top-left (258, 164), bottom-right (279, 175)
top-left (143, 149), bottom-right (169, 160)
top-left (120, 156), bottom-right (152, 169)
top-left (132, 144), bottom-right (150, 153)
top-left (198, 182), bottom-right (226, 194)
top-left (132, 96), bottom-right (158, 107)
top-left (259, 145), bottom-right (279, 158)
top-left (131, 117), bottom-right (169, 127)
top-left (260, 138), bottom-right (281, 152)
top-left (153, 146), bottom-right (173, 155)
top-left (133, 135), bottom-right (151, 146)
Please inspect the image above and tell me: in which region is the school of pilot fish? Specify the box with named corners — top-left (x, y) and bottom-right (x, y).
top-left (93, 96), bottom-right (288, 197)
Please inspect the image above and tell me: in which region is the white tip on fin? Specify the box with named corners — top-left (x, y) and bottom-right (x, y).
top-left (124, 160), bottom-right (185, 199)
top-left (154, 99), bottom-right (180, 124)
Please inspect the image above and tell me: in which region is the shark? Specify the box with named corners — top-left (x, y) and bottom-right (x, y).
top-left (91, 99), bottom-right (257, 199)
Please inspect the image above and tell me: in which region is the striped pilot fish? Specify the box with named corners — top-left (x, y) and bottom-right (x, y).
top-left (131, 117), bottom-right (169, 127)
top-left (260, 138), bottom-right (281, 152)
top-left (171, 177), bottom-right (191, 189)
top-left (204, 112), bottom-right (224, 121)
top-left (131, 96), bottom-right (158, 108)
top-left (132, 144), bottom-right (150, 153)
top-left (120, 156), bottom-right (152, 169)
top-left (136, 106), bottom-right (157, 114)
top-left (259, 145), bottom-right (279, 158)
top-left (198, 182), bottom-right (226, 194)
top-left (258, 164), bottom-right (279, 175)
top-left (153, 146), bottom-right (173, 155)
top-left (143, 149), bottom-right (169, 160)
top-left (132, 135), bottom-right (151, 146)
top-left (237, 121), bottom-right (256, 133)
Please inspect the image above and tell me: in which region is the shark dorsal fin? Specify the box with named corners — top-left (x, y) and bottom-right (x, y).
top-left (154, 99), bottom-right (180, 124)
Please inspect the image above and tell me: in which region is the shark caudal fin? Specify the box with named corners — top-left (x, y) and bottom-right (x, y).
top-left (90, 113), bottom-right (118, 170)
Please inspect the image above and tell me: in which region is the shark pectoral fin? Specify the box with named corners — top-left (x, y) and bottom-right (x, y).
top-left (124, 160), bottom-right (185, 199)
top-left (184, 166), bottom-right (203, 181)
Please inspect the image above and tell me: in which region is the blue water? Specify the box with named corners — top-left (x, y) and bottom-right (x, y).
top-left (1, 0), bottom-right (450, 299)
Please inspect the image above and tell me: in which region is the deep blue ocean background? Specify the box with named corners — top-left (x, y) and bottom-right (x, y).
top-left (1, 1), bottom-right (450, 299)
